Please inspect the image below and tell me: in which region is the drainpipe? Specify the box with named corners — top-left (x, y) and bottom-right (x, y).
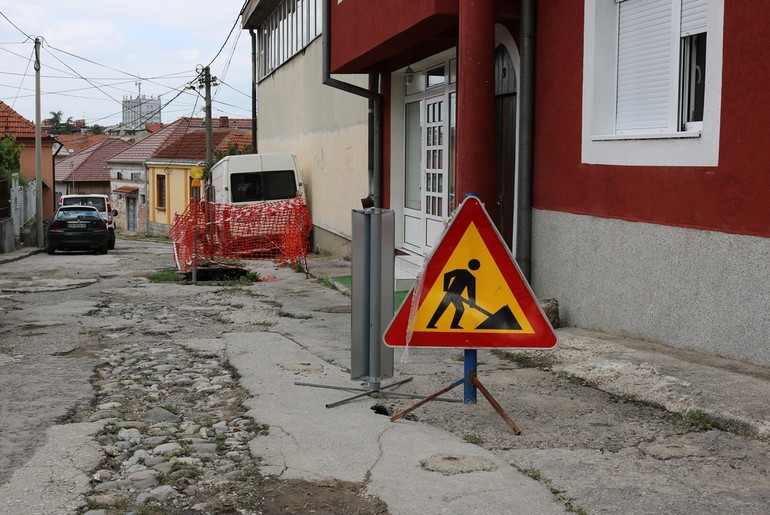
top-left (516, 0), bottom-right (536, 282)
top-left (322, 0), bottom-right (383, 207)
top-left (249, 28), bottom-right (258, 152)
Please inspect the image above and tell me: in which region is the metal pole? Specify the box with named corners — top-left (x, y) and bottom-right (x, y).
top-left (204, 66), bottom-right (213, 167)
top-left (516, 0), bottom-right (537, 282)
top-left (368, 209), bottom-right (382, 390)
top-left (464, 349), bottom-right (478, 403)
top-left (34, 38), bottom-right (43, 247)
top-left (191, 186), bottom-right (199, 283)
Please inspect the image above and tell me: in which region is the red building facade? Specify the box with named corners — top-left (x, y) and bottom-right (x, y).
top-left (326, 0), bottom-right (769, 365)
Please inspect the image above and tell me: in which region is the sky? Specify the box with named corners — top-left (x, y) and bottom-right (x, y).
top-left (0, 0), bottom-right (254, 128)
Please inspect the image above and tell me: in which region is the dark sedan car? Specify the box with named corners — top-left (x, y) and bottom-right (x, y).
top-left (45, 205), bottom-right (110, 254)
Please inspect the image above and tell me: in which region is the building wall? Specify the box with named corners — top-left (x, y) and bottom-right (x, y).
top-left (533, 210), bottom-right (770, 365)
top-left (148, 164), bottom-right (191, 236)
top-left (257, 39), bottom-right (369, 256)
top-left (109, 163), bottom-right (148, 232)
top-left (531, 0), bottom-right (770, 364)
top-left (18, 139), bottom-right (56, 219)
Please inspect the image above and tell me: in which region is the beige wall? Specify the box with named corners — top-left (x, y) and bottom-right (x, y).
top-left (256, 38), bottom-right (369, 255)
top-left (148, 164), bottom-right (191, 229)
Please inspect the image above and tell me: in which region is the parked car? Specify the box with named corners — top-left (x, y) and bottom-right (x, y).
top-left (58, 194), bottom-right (118, 249)
top-left (45, 205), bottom-right (110, 255)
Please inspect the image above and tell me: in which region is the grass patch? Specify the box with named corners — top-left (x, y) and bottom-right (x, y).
top-left (514, 465), bottom-right (588, 514)
top-left (685, 409), bottom-right (714, 430)
top-left (148, 268), bottom-right (183, 283)
top-left (462, 434), bottom-right (484, 445)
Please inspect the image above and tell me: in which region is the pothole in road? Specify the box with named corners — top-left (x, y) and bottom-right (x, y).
top-left (185, 266), bottom-right (250, 282)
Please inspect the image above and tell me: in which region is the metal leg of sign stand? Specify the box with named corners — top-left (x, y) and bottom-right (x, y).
top-left (295, 377), bottom-right (462, 409)
top-left (295, 377), bottom-right (456, 408)
top-left (390, 350), bottom-right (521, 435)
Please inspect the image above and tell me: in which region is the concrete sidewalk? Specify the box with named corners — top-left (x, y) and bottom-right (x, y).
top-left (0, 247), bottom-right (41, 265)
top-left (202, 254), bottom-right (770, 513)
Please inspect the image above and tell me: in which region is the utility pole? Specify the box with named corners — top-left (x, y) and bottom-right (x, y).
top-left (34, 38), bottom-right (43, 247)
top-left (187, 66), bottom-right (218, 194)
top-left (204, 66), bottom-right (213, 167)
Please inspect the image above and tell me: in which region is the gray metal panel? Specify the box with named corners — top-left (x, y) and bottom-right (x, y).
top-left (350, 209), bottom-right (395, 382)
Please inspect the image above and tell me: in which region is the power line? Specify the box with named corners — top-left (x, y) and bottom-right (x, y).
top-left (0, 9), bottom-right (33, 41)
top-left (0, 6), bottom-right (251, 127)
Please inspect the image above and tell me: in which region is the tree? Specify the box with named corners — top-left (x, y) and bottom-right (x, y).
top-left (46, 111), bottom-right (77, 135)
top-left (212, 143), bottom-right (253, 163)
top-left (205, 143), bottom-right (254, 179)
top-left (90, 124), bottom-right (105, 135)
top-left (0, 136), bottom-right (23, 183)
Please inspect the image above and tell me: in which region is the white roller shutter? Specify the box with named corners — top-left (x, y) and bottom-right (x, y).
top-left (682, 0), bottom-right (708, 35)
top-left (615, 0), bottom-right (675, 132)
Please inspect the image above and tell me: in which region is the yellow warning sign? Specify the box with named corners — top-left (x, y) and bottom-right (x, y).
top-left (413, 222), bottom-right (535, 333)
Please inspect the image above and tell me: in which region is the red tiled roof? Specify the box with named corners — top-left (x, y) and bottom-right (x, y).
top-left (185, 117), bottom-right (254, 130)
top-left (56, 138), bottom-right (131, 182)
top-left (55, 134), bottom-right (109, 156)
top-left (152, 127), bottom-right (252, 161)
top-left (113, 185), bottom-right (139, 193)
top-left (144, 123), bottom-right (165, 133)
top-left (0, 99), bottom-right (48, 138)
top-left (108, 118), bottom-right (194, 164)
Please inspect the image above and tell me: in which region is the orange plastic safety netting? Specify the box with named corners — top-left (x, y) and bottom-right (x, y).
top-left (169, 197), bottom-right (312, 273)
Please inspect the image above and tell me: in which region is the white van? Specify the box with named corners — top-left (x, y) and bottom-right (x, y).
top-left (59, 194), bottom-right (118, 249)
top-left (208, 153), bottom-right (304, 205)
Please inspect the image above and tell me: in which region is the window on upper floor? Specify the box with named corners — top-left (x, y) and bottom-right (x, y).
top-left (257, 0), bottom-right (324, 80)
top-left (582, 0), bottom-right (722, 166)
top-left (613, 0), bottom-right (707, 135)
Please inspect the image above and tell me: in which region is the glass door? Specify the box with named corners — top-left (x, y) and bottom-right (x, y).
top-left (422, 95), bottom-right (447, 251)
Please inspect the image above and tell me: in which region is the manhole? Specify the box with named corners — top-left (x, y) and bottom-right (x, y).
top-left (420, 453), bottom-right (498, 475)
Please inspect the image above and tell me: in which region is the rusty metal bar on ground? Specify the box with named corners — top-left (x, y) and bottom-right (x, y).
top-left (390, 377), bottom-right (465, 422)
top-left (389, 373), bottom-right (522, 435)
top-left (470, 373), bottom-right (521, 434)
top-left (323, 377), bottom-right (413, 409)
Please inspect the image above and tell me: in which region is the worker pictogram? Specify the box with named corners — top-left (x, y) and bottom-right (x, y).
top-left (384, 196), bottom-right (556, 349)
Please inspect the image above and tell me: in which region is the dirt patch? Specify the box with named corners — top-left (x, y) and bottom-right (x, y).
top-left (205, 476), bottom-right (388, 514)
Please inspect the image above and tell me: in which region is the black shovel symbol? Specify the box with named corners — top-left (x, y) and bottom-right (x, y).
top-left (463, 299), bottom-right (522, 330)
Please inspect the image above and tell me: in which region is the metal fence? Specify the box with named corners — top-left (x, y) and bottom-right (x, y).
top-left (0, 178), bottom-right (9, 219)
top-left (10, 176), bottom-right (36, 236)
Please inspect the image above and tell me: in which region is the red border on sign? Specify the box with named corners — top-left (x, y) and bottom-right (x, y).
top-left (384, 197), bottom-right (557, 349)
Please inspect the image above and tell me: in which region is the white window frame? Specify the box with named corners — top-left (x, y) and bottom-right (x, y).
top-left (582, 0), bottom-right (723, 166)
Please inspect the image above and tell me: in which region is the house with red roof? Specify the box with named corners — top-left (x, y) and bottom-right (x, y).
top-left (55, 138), bottom-right (131, 198)
top-left (144, 120), bottom-right (251, 236)
top-left (1, 99), bottom-right (58, 222)
top-left (106, 118), bottom-right (197, 232)
top-left (53, 134), bottom-right (109, 163)
top-left (241, 0), bottom-right (770, 366)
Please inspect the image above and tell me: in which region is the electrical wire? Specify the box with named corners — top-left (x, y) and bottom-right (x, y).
top-left (0, 9), bottom-right (33, 41)
top-left (1, 5), bottom-right (252, 128)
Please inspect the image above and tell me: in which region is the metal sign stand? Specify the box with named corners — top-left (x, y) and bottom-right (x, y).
top-left (296, 208), bottom-right (458, 408)
top-left (389, 348), bottom-right (521, 434)
top-left (381, 195), bottom-right (562, 435)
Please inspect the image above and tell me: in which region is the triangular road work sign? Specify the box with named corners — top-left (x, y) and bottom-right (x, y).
top-left (384, 196), bottom-right (557, 349)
